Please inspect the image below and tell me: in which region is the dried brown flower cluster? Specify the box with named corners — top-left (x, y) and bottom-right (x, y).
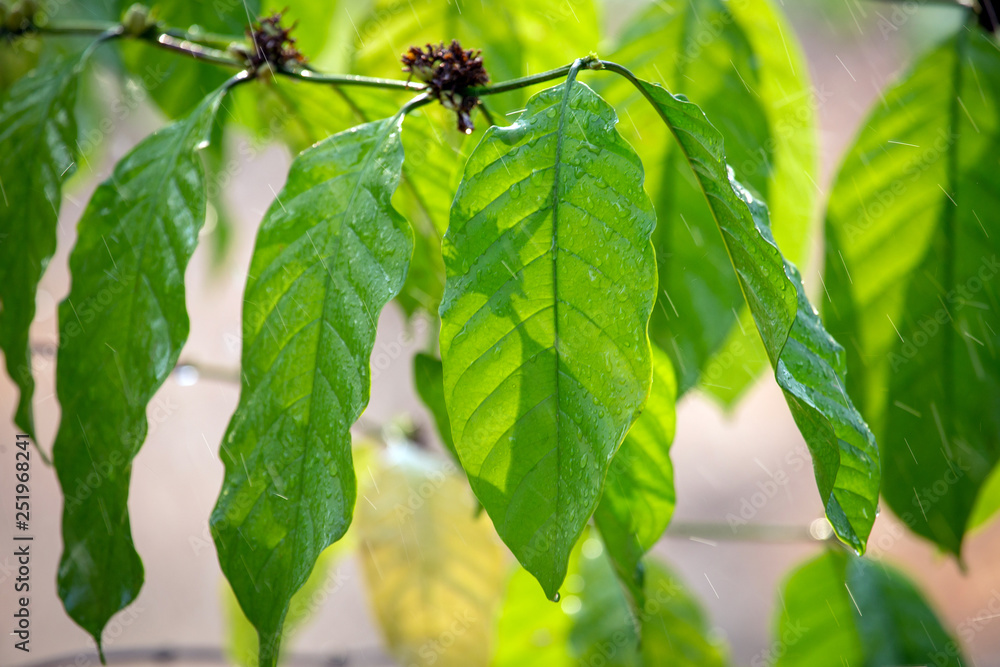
top-left (402, 40), bottom-right (490, 134)
top-left (243, 11), bottom-right (305, 71)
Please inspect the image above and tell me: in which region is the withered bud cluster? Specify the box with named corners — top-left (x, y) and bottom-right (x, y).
top-left (402, 40), bottom-right (489, 134)
top-left (240, 11), bottom-right (305, 72)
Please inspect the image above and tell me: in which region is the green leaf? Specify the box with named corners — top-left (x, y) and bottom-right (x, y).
top-left (628, 75), bottom-right (879, 552)
top-left (356, 444), bottom-right (507, 667)
top-left (602, 0), bottom-right (817, 398)
top-left (640, 561), bottom-right (728, 667)
top-left (594, 345), bottom-right (677, 606)
top-left (823, 28), bottom-right (1000, 557)
top-left (0, 54), bottom-right (83, 448)
top-left (53, 82), bottom-right (233, 652)
top-left (413, 352), bottom-right (458, 461)
top-left (774, 550), bottom-right (964, 667)
top-left (116, 0), bottom-right (258, 118)
top-left (439, 76), bottom-right (658, 599)
top-left (211, 115), bottom-right (412, 667)
top-left (493, 534), bottom-right (727, 667)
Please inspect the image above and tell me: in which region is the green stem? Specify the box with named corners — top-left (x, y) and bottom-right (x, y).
top-left (280, 67), bottom-right (427, 92)
top-left (471, 55), bottom-right (601, 97)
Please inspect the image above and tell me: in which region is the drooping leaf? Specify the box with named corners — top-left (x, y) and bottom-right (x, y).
top-left (413, 352), bottom-right (458, 461)
top-left (439, 76), bottom-right (658, 599)
top-left (53, 81), bottom-right (235, 652)
top-left (0, 54), bottom-right (84, 448)
top-left (594, 345), bottom-right (677, 606)
top-left (628, 75), bottom-right (879, 552)
top-left (601, 0), bottom-right (817, 398)
top-left (356, 444), bottom-right (506, 667)
top-left (823, 27), bottom-right (1000, 557)
top-left (774, 550), bottom-right (964, 667)
top-left (116, 0), bottom-right (258, 118)
top-left (211, 115), bottom-right (412, 667)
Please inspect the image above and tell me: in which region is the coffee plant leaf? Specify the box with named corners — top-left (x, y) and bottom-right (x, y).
top-left (0, 54), bottom-right (85, 446)
top-left (774, 550), bottom-right (963, 667)
top-left (439, 77), bottom-right (658, 599)
top-left (53, 82), bottom-right (232, 652)
top-left (210, 115), bottom-right (411, 667)
top-left (823, 28), bottom-right (1000, 557)
top-left (632, 77), bottom-right (879, 552)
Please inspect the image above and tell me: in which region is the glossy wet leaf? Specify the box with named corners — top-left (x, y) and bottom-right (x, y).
top-left (0, 54), bottom-right (83, 447)
top-left (211, 116), bottom-right (411, 667)
top-left (633, 77), bottom-right (879, 552)
top-left (775, 550), bottom-right (963, 667)
top-left (413, 352), bottom-right (457, 461)
top-left (439, 78), bottom-right (657, 599)
top-left (52, 83), bottom-right (231, 652)
top-left (116, 0), bottom-right (258, 118)
top-left (356, 445), bottom-right (506, 667)
top-left (823, 29), bottom-right (1000, 557)
top-left (594, 346), bottom-right (678, 606)
top-left (602, 0), bottom-right (816, 398)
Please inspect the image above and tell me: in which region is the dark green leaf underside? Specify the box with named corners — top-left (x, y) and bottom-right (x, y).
top-left (211, 116), bottom-right (411, 667)
top-left (53, 84), bottom-right (230, 650)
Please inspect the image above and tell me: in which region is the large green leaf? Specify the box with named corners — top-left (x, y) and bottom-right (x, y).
top-left (356, 444), bottom-right (506, 667)
top-left (439, 75), bottom-right (658, 599)
top-left (775, 550), bottom-right (964, 667)
top-left (594, 345), bottom-right (677, 606)
top-left (116, 0), bottom-right (258, 118)
top-left (626, 74), bottom-right (879, 552)
top-left (823, 27), bottom-right (1000, 556)
top-left (0, 54), bottom-right (84, 447)
top-left (602, 0), bottom-right (816, 398)
top-left (53, 81), bottom-right (234, 652)
top-left (211, 115), bottom-right (412, 667)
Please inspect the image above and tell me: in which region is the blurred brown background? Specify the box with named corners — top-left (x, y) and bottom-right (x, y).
top-left (3, 1), bottom-right (1000, 665)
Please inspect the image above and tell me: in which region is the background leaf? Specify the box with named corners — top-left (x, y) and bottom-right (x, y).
top-left (823, 28), bottom-right (1000, 556)
top-left (594, 345), bottom-right (678, 606)
top-left (0, 54), bottom-right (84, 447)
top-left (600, 0), bottom-right (817, 398)
top-left (494, 533), bottom-right (727, 667)
top-left (53, 82), bottom-right (232, 652)
top-left (413, 352), bottom-right (458, 461)
top-left (774, 550), bottom-right (964, 667)
top-left (116, 0), bottom-right (259, 118)
top-left (350, 0), bottom-right (599, 113)
top-left (631, 77), bottom-right (879, 552)
top-left (439, 77), bottom-right (658, 599)
top-left (211, 115), bottom-right (412, 667)
top-left (356, 444), bottom-right (507, 667)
